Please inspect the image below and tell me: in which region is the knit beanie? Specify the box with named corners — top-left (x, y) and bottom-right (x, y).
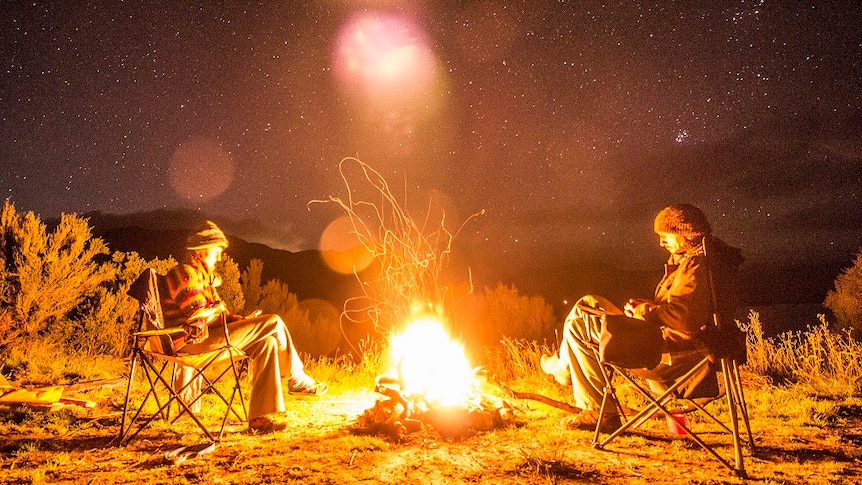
top-left (653, 204), bottom-right (711, 238)
top-left (186, 220), bottom-right (229, 250)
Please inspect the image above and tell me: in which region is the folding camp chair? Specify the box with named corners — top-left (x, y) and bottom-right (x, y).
top-left (118, 268), bottom-right (249, 445)
top-left (590, 237), bottom-right (755, 477)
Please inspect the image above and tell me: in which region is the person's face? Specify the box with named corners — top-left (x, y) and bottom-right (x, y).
top-left (200, 246), bottom-right (224, 269)
top-left (658, 232), bottom-right (688, 254)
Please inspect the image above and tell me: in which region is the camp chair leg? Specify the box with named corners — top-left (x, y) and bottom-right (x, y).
top-left (721, 360), bottom-right (744, 475)
top-left (218, 356), bottom-right (249, 438)
top-left (119, 351), bottom-right (175, 444)
top-left (119, 354), bottom-right (169, 444)
top-left (593, 360), bottom-right (628, 445)
top-left (211, 359), bottom-right (248, 440)
top-left (727, 359), bottom-right (755, 449)
top-left (148, 360), bottom-right (218, 442)
top-left (593, 384), bottom-right (617, 445)
top-left (172, 366), bottom-right (236, 441)
top-left (121, 353), bottom-right (219, 444)
top-left (722, 358), bottom-right (755, 478)
top-left (118, 350), bottom-right (141, 443)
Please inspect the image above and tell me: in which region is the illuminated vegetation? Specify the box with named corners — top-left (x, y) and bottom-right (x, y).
top-left (0, 194), bottom-right (861, 483)
top-left (824, 250), bottom-right (862, 338)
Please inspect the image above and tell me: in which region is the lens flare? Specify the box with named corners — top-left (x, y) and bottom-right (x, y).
top-left (168, 136), bottom-right (235, 203)
top-left (332, 11), bottom-right (443, 115)
top-left (319, 215), bottom-right (374, 274)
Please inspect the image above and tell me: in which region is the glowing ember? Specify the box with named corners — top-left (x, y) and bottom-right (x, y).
top-left (388, 317), bottom-right (475, 407)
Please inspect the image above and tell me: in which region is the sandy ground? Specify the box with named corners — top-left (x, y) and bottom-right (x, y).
top-left (1, 386), bottom-right (860, 484)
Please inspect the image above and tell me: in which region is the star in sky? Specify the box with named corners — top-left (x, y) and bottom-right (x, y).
top-left (0, 0), bottom-right (860, 285)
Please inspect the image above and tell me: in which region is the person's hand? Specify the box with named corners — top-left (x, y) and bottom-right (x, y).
top-left (624, 299), bottom-right (653, 320)
top-left (188, 303), bottom-right (223, 323)
top-left (245, 309), bottom-right (262, 319)
top-left (623, 298), bottom-right (640, 317)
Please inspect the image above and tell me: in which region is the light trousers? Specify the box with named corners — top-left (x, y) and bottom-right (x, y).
top-left (176, 314), bottom-right (304, 420)
top-left (556, 295), bottom-right (621, 412)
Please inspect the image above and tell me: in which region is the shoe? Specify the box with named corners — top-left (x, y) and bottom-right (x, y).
top-left (563, 410), bottom-right (622, 433)
top-left (540, 354), bottom-right (571, 386)
top-left (164, 442), bottom-right (217, 465)
top-left (288, 374), bottom-right (328, 396)
top-left (248, 413), bottom-right (288, 434)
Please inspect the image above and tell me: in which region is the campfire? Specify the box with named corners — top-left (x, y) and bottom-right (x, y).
top-left (316, 159), bottom-right (510, 440)
top-left (354, 316), bottom-right (515, 441)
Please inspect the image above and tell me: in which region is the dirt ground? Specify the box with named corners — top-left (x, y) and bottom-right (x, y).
top-left (1, 387), bottom-right (861, 485)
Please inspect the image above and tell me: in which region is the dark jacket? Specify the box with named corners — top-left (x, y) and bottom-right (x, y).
top-left (645, 236), bottom-right (744, 353)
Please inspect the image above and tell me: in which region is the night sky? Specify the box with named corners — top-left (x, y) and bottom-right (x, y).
top-left (2, 1), bottom-right (861, 285)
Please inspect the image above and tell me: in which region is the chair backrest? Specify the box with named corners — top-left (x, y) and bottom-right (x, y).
top-left (702, 236), bottom-right (747, 363)
top-left (127, 268), bottom-right (178, 356)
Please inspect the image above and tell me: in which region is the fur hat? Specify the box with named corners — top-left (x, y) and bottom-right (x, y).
top-left (653, 204), bottom-right (711, 238)
top-left (186, 220), bottom-right (228, 250)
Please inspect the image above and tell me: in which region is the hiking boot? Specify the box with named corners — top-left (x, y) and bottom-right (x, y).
top-left (540, 354), bottom-right (571, 386)
top-left (563, 410), bottom-right (622, 433)
top-left (288, 374), bottom-right (328, 396)
top-left (248, 413), bottom-right (288, 434)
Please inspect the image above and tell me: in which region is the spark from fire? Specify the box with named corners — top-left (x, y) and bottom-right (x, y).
top-left (388, 317), bottom-right (475, 407)
top-left (310, 158), bottom-right (483, 337)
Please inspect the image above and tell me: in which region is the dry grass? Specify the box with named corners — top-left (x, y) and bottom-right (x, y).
top-left (743, 311), bottom-right (862, 397)
top-left (1, 336), bottom-right (861, 485)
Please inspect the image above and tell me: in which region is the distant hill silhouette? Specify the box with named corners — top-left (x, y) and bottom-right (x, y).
top-left (82, 209), bottom-right (842, 323)
top-left (84, 209), bottom-right (362, 306)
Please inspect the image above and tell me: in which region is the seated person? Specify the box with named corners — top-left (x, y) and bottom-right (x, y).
top-left (541, 204), bottom-right (743, 431)
top-left (163, 220), bottom-right (327, 433)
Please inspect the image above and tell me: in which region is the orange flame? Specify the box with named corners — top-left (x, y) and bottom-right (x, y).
top-left (388, 317), bottom-right (475, 407)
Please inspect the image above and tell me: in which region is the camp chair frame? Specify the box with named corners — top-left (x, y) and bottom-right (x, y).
top-left (592, 354), bottom-right (754, 476)
top-left (590, 237), bottom-right (755, 477)
top-left (118, 269), bottom-right (249, 445)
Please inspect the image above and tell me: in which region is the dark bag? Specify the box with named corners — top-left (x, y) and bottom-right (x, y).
top-left (599, 314), bottom-right (663, 369)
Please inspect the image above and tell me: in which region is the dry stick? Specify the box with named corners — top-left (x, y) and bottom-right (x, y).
top-left (499, 382), bottom-right (652, 417)
top-left (497, 383), bottom-right (582, 414)
top-left (64, 378), bottom-right (126, 392)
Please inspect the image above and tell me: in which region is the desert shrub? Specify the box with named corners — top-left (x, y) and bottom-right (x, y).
top-left (486, 337), bottom-right (555, 381)
top-left (295, 299), bottom-right (343, 356)
top-left (458, 283), bottom-right (557, 350)
top-left (0, 201), bottom-right (175, 381)
top-left (240, 258), bottom-right (266, 316)
top-left (823, 250), bottom-right (862, 337)
top-left (69, 251), bottom-right (175, 357)
top-left (215, 255), bottom-right (245, 314)
top-left (283, 336), bottom-right (387, 395)
top-left (0, 311), bottom-right (14, 351)
top-left (0, 200), bottom-right (112, 348)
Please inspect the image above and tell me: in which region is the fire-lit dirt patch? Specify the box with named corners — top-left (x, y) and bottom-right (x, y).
top-left (1, 385), bottom-right (861, 484)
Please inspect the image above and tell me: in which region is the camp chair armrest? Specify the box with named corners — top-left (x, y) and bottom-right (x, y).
top-left (133, 327), bottom-right (185, 338)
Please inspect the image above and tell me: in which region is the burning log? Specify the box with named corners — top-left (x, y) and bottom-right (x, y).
top-left (421, 393), bottom-right (516, 438)
top-left (344, 294), bottom-right (515, 440)
top-left (353, 374), bottom-right (516, 441)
